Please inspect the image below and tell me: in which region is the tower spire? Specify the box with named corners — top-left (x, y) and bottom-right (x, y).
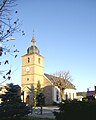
top-left (31, 30), bottom-right (36, 46)
top-left (27, 31), bottom-right (40, 54)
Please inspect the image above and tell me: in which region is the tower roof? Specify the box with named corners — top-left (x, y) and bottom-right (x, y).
top-left (27, 35), bottom-right (40, 54)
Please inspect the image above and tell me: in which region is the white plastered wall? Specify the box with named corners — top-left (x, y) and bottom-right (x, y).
top-left (64, 89), bottom-right (77, 100)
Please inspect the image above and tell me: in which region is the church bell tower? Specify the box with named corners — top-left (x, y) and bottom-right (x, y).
top-left (21, 34), bottom-right (44, 104)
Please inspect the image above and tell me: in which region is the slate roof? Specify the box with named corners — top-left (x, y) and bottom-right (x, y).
top-left (87, 91), bottom-right (96, 96)
top-left (44, 73), bottom-right (76, 89)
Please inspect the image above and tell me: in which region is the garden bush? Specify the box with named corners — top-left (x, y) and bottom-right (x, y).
top-left (54, 100), bottom-right (96, 120)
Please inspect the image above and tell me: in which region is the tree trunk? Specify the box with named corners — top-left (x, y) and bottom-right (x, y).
top-left (60, 89), bottom-right (64, 102)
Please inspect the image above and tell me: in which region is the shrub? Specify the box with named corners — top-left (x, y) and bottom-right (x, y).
top-left (0, 83), bottom-right (30, 119)
top-left (54, 100), bottom-right (96, 120)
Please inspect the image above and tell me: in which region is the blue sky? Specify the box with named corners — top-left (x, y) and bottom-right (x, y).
top-left (1, 0), bottom-right (96, 92)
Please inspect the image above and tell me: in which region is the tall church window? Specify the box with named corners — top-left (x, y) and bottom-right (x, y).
top-left (69, 93), bottom-right (71, 99)
top-left (56, 90), bottom-right (59, 101)
top-left (65, 92), bottom-right (68, 100)
top-left (28, 57), bottom-right (30, 63)
top-left (73, 93), bottom-right (74, 99)
top-left (38, 58), bottom-right (40, 64)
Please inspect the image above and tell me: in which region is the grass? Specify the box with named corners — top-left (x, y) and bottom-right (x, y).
top-left (1, 116), bottom-right (55, 120)
top-left (23, 116), bottom-right (55, 120)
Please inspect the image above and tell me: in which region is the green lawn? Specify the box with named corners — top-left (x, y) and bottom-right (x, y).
top-left (24, 116), bottom-right (55, 120)
top-left (1, 116), bottom-right (55, 120)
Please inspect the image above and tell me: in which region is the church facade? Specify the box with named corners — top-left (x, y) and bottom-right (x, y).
top-left (21, 35), bottom-right (77, 105)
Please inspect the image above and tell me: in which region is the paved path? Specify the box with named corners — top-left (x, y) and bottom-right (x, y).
top-left (29, 106), bottom-right (59, 119)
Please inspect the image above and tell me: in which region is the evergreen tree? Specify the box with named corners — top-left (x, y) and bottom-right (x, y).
top-left (36, 80), bottom-right (43, 96)
top-left (0, 83), bottom-right (30, 119)
top-left (36, 81), bottom-right (45, 106)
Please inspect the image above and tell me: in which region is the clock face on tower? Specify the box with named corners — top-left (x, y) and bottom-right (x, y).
top-left (26, 67), bottom-right (30, 72)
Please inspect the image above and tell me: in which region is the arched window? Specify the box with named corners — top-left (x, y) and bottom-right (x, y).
top-left (28, 57), bottom-right (30, 63)
top-left (27, 78), bottom-right (29, 81)
top-left (26, 95), bottom-right (30, 104)
top-left (38, 58), bottom-right (40, 64)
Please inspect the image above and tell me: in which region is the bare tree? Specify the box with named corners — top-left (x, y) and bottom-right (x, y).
top-left (0, 0), bottom-right (24, 84)
top-left (52, 71), bottom-right (73, 101)
top-left (53, 71), bottom-right (72, 81)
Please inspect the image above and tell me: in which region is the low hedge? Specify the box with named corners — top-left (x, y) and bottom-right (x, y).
top-left (54, 100), bottom-right (96, 120)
